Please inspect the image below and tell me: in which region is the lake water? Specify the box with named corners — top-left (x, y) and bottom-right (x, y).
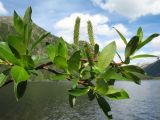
top-left (0, 80), bottom-right (160, 120)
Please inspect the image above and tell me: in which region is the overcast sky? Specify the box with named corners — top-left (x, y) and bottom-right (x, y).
top-left (0, 0), bottom-right (160, 64)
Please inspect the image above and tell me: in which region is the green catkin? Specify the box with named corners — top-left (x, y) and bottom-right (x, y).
top-left (73, 17), bottom-right (81, 49)
top-left (87, 20), bottom-right (95, 46)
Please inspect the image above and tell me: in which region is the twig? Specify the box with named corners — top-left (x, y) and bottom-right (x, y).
top-left (67, 77), bottom-right (89, 85)
top-left (35, 61), bottom-right (53, 70)
top-left (36, 63), bottom-right (89, 85)
top-left (116, 51), bottom-right (123, 62)
top-left (42, 66), bottom-right (62, 74)
top-left (112, 61), bottom-right (124, 66)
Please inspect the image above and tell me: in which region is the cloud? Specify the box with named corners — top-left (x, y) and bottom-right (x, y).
top-left (0, 1), bottom-right (8, 15)
top-left (99, 38), bottom-right (127, 52)
top-left (150, 36), bottom-right (160, 50)
top-left (54, 12), bottom-right (159, 65)
top-left (113, 49), bottom-right (159, 65)
top-left (130, 50), bottom-right (160, 65)
top-left (106, 41), bottom-right (160, 65)
top-left (91, 0), bottom-right (160, 21)
top-left (54, 13), bottom-right (129, 43)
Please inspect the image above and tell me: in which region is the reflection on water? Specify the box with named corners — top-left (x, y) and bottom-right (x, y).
top-left (0, 81), bottom-right (101, 120)
top-left (0, 80), bottom-right (160, 120)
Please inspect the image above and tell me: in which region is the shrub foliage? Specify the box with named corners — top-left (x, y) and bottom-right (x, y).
top-left (0, 7), bottom-right (159, 119)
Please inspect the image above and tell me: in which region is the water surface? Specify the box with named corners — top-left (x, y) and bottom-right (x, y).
top-left (0, 80), bottom-right (160, 120)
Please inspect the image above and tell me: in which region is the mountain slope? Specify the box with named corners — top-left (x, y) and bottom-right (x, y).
top-left (0, 16), bottom-right (58, 41)
top-left (0, 16), bottom-right (74, 55)
top-left (144, 60), bottom-right (160, 77)
top-left (0, 16), bottom-right (58, 53)
top-left (0, 16), bottom-right (76, 80)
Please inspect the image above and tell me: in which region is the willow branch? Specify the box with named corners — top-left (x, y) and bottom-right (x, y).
top-left (38, 66), bottom-right (90, 86)
top-left (35, 61), bottom-right (53, 70)
top-left (116, 51), bottom-right (123, 62)
top-left (111, 61), bottom-right (124, 66)
top-left (41, 66), bottom-right (62, 74)
top-left (67, 77), bottom-right (89, 85)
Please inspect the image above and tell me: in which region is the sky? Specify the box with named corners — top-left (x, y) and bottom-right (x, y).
top-left (0, 0), bottom-right (160, 64)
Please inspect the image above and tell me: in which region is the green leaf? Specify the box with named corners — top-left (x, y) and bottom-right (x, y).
top-left (125, 36), bottom-right (139, 59)
top-left (97, 41), bottom-right (116, 71)
top-left (0, 73), bottom-right (7, 87)
top-left (24, 23), bottom-right (32, 47)
top-left (88, 89), bottom-right (95, 101)
top-left (108, 79), bottom-right (115, 86)
top-left (101, 67), bottom-right (116, 81)
top-left (100, 67), bottom-right (129, 81)
top-left (121, 65), bottom-right (145, 74)
top-left (131, 54), bottom-right (158, 60)
top-left (122, 71), bottom-right (140, 84)
top-left (137, 33), bottom-right (159, 50)
top-left (54, 56), bottom-right (68, 70)
top-left (69, 95), bottom-right (76, 108)
top-left (23, 6), bottom-right (32, 23)
top-left (13, 10), bottom-right (24, 36)
top-left (8, 45), bottom-right (21, 59)
top-left (114, 27), bottom-right (127, 45)
top-left (94, 44), bottom-right (99, 55)
top-left (68, 51), bottom-right (81, 73)
top-left (0, 42), bottom-right (18, 64)
top-left (19, 55), bottom-right (34, 69)
top-left (96, 94), bottom-right (112, 119)
top-left (23, 7), bottom-right (33, 46)
top-left (11, 65), bottom-right (29, 83)
top-left (53, 74), bottom-right (67, 81)
top-left (96, 79), bottom-right (108, 95)
top-left (7, 35), bottom-right (26, 55)
top-left (46, 44), bottom-right (56, 62)
top-left (137, 27), bottom-right (143, 42)
top-left (124, 57), bottom-right (130, 64)
top-left (106, 86), bottom-right (129, 100)
top-left (56, 37), bottom-right (68, 59)
top-left (14, 81), bottom-right (27, 100)
top-left (110, 72), bottom-right (129, 80)
top-left (85, 45), bottom-right (94, 67)
top-left (71, 78), bottom-right (79, 89)
top-left (30, 32), bottom-right (50, 51)
top-left (31, 55), bottom-right (41, 65)
top-left (68, 87), bottom-right (89, 97)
